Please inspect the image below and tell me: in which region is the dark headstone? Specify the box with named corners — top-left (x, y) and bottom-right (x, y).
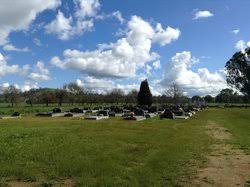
top-left (160, 109), bottom-right (175, 119)
top-left (98, 110), bottom-right (109, 116)
top-left (11, 112), bottom-right (20, 117)
top-left (108, 111), bottom-right (116, 117)
top-left (52, 108), bottom-right (61, 113)
top-left (69, 108), bottom-right (84, 113)
top-left (134, 108), bottom-right (145, 116)
top-left (173, 107), bottom-right (185, 116)
top-left (64, 113), bottom-right (73, 117)
top-left (148, 106), bottom-right (158, 113)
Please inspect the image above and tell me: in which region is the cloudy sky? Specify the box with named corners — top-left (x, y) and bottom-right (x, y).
top-left (0, 0), bottom-right (249, 96)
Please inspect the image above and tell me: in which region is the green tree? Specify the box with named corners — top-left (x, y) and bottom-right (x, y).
top-left (137, 79), bottom-right (153, 106)
top-left (39, 89), bottom-right (56, 107)
top-left (24, 88), bottom-right (37, 107)
top-left (191, 95), bottom-right (202, 103)
top-left (215, 88), bottom-right (235, 103)
top-left (225, 47), bottom-right (250, 97)
top-left (3, 85), bottom-right (20, 107)
top-left (125, 89), bottom-right (138, 104)
top-left (204, 95), bottom-right (214, 103)
top-left (108, 89), bottom-right (124, 104)
top-left (55, 88), bottom-right (68, 106)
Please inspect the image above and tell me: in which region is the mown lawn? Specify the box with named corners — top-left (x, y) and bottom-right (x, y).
top-left (205, 108), bottom-right (250, 154)
top-left (0, 104), bottom-right (87, 115)
top-left (0, 108), bottom-right (248, 186)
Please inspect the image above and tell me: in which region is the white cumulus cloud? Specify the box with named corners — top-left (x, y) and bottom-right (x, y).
top-left (28, 61), bottom-right (50, 82)
top-left (45, 11), bottom-right (73, 40)
top-left (161, 51), bottom-right (227, 96)
top-left (0, 53), bottom-right (20, 77)
top-left (51, 15), bottom-right (180, 78)
top-left (0, 81), bottom-right (39, 92)
top-left (45, 0), bottom-right (99, 40)
top-left (21, 81), bottom-right (39, 92)
top-left (232, 29), bottom-right (240, 35)
top-left (75, 0), bottom-right (100, 19)
top-left (193, 10), bottom-right (214, 20)
top-left (77, 76), bottom-right (114, 91)
top-left (0, 0), bottom-right (61, 45)
top-left (76, 76), bottom-right (140, 94)
top-left (153, 23), bottom-right (180, 46)
top-left (235, 40), bottom-right (250, 51)
top-left (3, 43), bottom-right (29, 52)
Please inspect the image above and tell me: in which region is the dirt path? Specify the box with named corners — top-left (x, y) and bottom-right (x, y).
top-left (1, 178), bottom-right (75, 187)
top-left (191, 121), bottom-right (250, 187)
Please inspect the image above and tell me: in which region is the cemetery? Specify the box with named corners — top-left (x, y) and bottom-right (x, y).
top-left (0, 80), bottom-right (248, 187)
top-left (34, 104), bottom-right (205, 120)
top-left (0, 78), bottom-right (249, 186)
top-left (0, 106), bottom-right (249, 186)
top-left (0, 1), bottom-right (249, 185)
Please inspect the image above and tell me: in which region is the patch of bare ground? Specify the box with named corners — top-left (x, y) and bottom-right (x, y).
top-left (61, 179), bottom-right (76, 187)
top-left (206, 122), bottom-right (231, 141)
top-left (190, 121), bottom-right (250, 187)
top-left (2, 178), bottom-right (75, 187)
top-left (5, 181), bottom-right (40, 187)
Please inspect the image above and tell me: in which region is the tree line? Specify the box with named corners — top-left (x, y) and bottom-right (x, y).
top-left (1, 81), bottom-right (249, 108)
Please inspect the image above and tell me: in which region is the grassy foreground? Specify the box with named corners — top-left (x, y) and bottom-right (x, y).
top-left (0, 108), bottom-right (249, 186)
top-left (206, 108), bottom-right (250, 154)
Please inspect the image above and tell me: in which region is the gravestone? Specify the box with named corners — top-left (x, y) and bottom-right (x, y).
top-left (97, 110), bottom-right (109, 116)
top-left (134, 108), bottom-right (145, 116)
top-left (52, 108), bottom-right (61, 113)
top-left (70, 108), bottom-right (84, 113)
top-left (160, 109), bottom-right (175, 119)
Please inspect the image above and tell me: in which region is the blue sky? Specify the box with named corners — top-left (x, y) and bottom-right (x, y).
top-left (0, 0), bottom-right (249, 96)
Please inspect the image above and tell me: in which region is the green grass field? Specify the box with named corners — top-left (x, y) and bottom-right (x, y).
top-left (206, 108), bottom-right (250, 154)
top-left (0, 108), bottom-right (249, 186)
top-left (0, 104), bottom-right (86, 115)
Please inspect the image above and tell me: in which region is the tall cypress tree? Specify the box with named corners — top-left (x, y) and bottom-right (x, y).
top-left (137, 79), bottom-right (153, 106)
